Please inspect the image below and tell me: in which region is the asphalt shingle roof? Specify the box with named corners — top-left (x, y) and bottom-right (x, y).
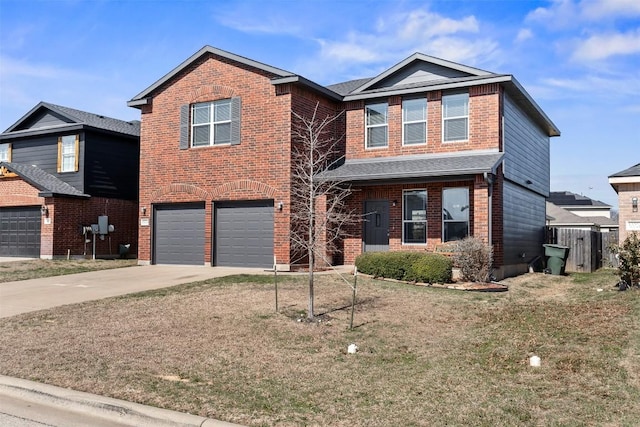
top-left (548, 191), bottom-right (610, 208)
top-left (41, 102), bottom-right (140, 137)
top-left (609, 163), bottom-right (640, 178)
top-left (1, 162), bottom-right (88, 197)
top-left (546, 202), bottom-right (617, 228)
top-left (316, 151), bottom-right (504, 182)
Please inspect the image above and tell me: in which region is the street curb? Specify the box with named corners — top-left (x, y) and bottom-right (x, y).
top-left (0, 375), bottom-right (243, 427)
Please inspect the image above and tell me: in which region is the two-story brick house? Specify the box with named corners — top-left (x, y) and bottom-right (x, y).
top-left (609, 163), bottom-right (640, 243)
top-left (0, 102), bottom-right (140, 258)
top-left (129, 46), bottom-right (559, 277)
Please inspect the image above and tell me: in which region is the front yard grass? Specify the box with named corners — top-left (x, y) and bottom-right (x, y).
top-left (0, 269), bottom-right (638, 426)
top-left (0, 259), bottom-right (137, 283)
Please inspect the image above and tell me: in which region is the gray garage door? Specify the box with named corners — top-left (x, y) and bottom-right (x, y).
top-left (154, 203), bottom-right (205, 265)
top-left (0, 206), bottom-right (41, 257)
top-left (215, 201), bottom-right (274, 268)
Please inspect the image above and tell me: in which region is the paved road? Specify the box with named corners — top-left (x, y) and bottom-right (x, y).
top-left (0, 264), bottom-right (269, 318)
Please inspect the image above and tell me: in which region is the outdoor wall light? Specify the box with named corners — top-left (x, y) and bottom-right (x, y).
top-left (40, 205), bottom-right (48, 216)
top-left (392, 200), bottom-right (398, 207)
top-left (278, 201), bottom-right (283, 211)
top-left (141, 206), bottom-right (147, 216)
top-left (633, 197), bottom-right (638, 213)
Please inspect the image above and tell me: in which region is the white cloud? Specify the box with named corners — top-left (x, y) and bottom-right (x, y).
top-left (526, 0), bottom-right (640, 27)
top-left (0, 55), bottom-right (91, 80)
top-left (516, 28), bottom-right (534, 43)
top-left (581, 0), bottom-right (640, 20)
top-left (571, 29), bottom-right (640, 61)
top-left (541, 73), bottom-right (640, 97)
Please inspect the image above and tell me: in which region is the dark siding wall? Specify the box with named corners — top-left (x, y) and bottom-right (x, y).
top-left (9, 133), bottom-right (85, 192)
top-left (84, 132), bottom-right (139, 200)
top-left (503, 93), bottom-right (550, 197)
top-left (17, 111), bottom-right (71, 130)
top-left (503, 181), bottom-right (545, 265)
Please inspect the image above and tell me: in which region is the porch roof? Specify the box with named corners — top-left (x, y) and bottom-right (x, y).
top-left (0, 162), bottom-right (89, 198)
top-left (316, 151), bottom-right (504, 183)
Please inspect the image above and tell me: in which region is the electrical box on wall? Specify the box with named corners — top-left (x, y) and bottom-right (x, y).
top-left (98, 216), bottom-right (109, 235)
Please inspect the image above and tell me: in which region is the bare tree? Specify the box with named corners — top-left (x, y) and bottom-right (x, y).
top-left (290, 102), bottom-right (355, 320)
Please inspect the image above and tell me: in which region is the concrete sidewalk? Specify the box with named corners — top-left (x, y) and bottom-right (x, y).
top-left (0, 264), bottom-right (269, 318)
top-left (0, 375), bottom-right (243, 426)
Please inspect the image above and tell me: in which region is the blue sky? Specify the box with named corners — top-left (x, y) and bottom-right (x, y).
top-left (1, 0), bottom-right (638, 207)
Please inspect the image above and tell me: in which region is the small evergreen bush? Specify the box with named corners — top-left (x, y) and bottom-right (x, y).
top-left (616, 232), bottom-right (640, 288)
top-left (355, 252), bottom-right (452, 283)
top-left (453, 237), bottom-right (493, 283)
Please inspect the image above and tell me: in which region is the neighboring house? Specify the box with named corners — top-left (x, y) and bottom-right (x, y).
top-left (128, 46), bottom-right (559, 278)
top-left (609, 163), bottom-right (640, 243)
top-left (547, 191), bottom-right (618, 233)
top-left (0, 102), bottom-right (140, 258)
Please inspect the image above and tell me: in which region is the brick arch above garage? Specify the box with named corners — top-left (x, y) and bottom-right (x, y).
top-left (149, 183), bottom-right (211, 203)
top-left (210, 179), bottom-right (281, 200)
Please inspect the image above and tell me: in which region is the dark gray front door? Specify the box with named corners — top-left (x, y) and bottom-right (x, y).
top-left (0, 207), bottom-right (41, 257)
top-left (363, 200), bottom-right (389, 252)
top-left (215, 201), bottom-right (274, 268)
top-left (154, 203), bottom-right (205, 265)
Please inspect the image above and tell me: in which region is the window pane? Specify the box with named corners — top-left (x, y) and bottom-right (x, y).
top-left (444, 222), bottom-right (468, 241)
top-left (192, 125), bottom-right (210, 146)
top-left (444, 117), bottom-right (468, 141)
top-left (443, 94), bottom-right (468, 118)
top-left (193, 104), bottom-right (210, 124)
top-left (443, 188), bottom-right (469, 221)
top-left (404, 191), bottom-right (426, 221)
top-left (367, 126), bottom-right (387, 147)
top-left (214, 122), bottom-right (231, 144)
top-left (404, 222), bottom-right (426, 244)
top-left (214, 101), bottom-right (231, 122)
top-left (0, 143), bottom-right (9, 161)
top-left (404, 122), bottom-right (426, 145)
top-left (62, 155), bottom-right (75, 172)
top-left (403, 98), bottom-right (426, 122)
top-left (366, 103), bottom-right (387, 126)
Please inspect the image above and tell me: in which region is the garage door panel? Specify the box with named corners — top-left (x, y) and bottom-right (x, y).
top-left (154, 204), bottom-right (205, 265)
top-left (0, 207), bottom-right (41, 257)
top-left (215, 201), bottom-right (274, 268)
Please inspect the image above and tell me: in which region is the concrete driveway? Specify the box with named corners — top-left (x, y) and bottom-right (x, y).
top-left (0, 264), bottom-right (269, 318)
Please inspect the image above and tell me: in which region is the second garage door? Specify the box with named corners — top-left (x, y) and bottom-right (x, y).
top-left (154, 203), bottom-right (205, 265)
top-left (215, 201), bottom-right (274, 268)
top-left (0, 206), bottom-right (41, 257)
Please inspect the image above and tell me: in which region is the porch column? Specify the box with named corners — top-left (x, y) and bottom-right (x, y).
top-left (473, 175), bottom-right (489, 243)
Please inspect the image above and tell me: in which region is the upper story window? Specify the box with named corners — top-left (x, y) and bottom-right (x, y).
top-left (365, 103), bottom-right (388, 148)
top-left (402, 98), bottom-right (427, 145)
top-left (442, 93), bottom-right (469, 142)
top-left (443, 187), bottom-right (470, 242)
top-left (57, 135), bottom-right (79, 173)
top-left (403, 189), bottom-right (427, 244)
top-left (180, 98), bottom-right (241, 149)
top-left (0, 143), bottom-right (11, 162)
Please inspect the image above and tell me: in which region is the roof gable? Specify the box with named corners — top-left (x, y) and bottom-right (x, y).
top-left (128, 45), bottom-right (296, 107)
top-left (609, 163), bottom-right (640, 178)
top-left (2, 102), bottom-right (140, 138)
top-left (351, 53), bottom-right (494, 94)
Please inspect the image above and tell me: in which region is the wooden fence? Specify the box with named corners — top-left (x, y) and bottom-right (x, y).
top-left (545, 228), bottom-right (619, 273)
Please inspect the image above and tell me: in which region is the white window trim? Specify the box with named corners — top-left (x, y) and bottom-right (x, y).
top-left (191, 100), bottom-right (232, 147)
top-left (402, 189), bottom-right (428, 245)
top-left (442, 187), bottom-right (470, 242)
top-left (402, 98), bottom-right (427, 146)
top-left (365, 102), bottom-right (388, 149)
top-left (0, 143), bottom-right (10, 162)
top-left (442, 93), bottom-right (469, 143)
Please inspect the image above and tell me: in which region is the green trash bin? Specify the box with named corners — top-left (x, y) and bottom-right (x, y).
top-left (543, 244), bottom-right (570, 275)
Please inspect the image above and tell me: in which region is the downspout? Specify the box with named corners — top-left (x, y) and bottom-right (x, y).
top-left (483, 171), bottom-right (494, 254)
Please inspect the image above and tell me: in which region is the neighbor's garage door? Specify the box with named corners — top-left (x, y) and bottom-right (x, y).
top-left (153, 203), bottom-right (205, 265)
top-left (215, 201), bottom-right (274, 268)
top-left (0, 206), bottom-right (41, 257)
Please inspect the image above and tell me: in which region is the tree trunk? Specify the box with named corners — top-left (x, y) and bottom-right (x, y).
top-left (308, 248), bottom-right (314, 319)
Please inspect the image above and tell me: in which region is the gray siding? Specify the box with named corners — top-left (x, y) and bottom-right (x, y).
top-left (16, 110), bottom-right (72, 130)
top-left (9, 133), bottom-right (85, 193)
top-left (502, 181), bottom-right (546, 265)
top-left (503, 93), bottom-right (550, 197)
top-left (374, 62), bottom-right (471, 89)
top-left (84, 131), bottom-right (139, 200)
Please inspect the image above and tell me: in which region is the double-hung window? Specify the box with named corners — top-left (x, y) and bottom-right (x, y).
top-left (0, 143), bottom-right (10, 162)
top-left (402, 98), bottom-right (427, 145)
top-left (403, 189), bottom-right (427, 244)
top-left (191, 100), bottom-right (232, 147)
top-left (365, 103), bottom-right (388, 148)
top-left (442, 93), bottom-right (469, 142)
top-left (442, 187), bottom-right (470, 241)
top-left (58, 135), bottom-right (79, 173)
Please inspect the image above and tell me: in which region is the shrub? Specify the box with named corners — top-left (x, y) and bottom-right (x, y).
top-left (407, 254), bottom-right (453, 284)
top-left (355, 252), bottom-right (452, 284)
top-left (617, 232), bottom-right (640, 288)
top-left (452, 237), bottom-right (493, 283)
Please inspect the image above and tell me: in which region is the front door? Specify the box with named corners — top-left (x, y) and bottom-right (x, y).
top-left (364, 200), bottom-right (389, 252)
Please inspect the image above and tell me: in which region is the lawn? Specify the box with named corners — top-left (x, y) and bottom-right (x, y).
top-left (0, 269), bottom-right (638, 426)
top-left (0, 258), bottom-right (137, 283)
